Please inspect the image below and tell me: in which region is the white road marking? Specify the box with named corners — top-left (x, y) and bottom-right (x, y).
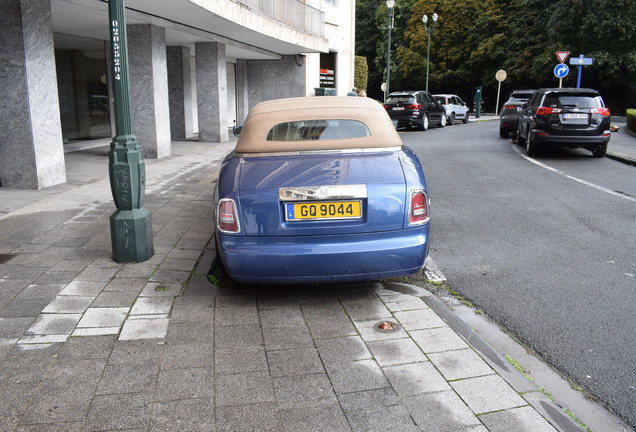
top-left (512, 145), bottom-right (636, 203)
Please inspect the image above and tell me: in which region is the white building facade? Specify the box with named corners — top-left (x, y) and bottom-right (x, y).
top-left (0, 0), bottom-right (355, 189)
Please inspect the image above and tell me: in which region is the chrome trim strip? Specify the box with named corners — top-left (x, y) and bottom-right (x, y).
top-left (236, 146), bottom-right (402, 158)
top-left (279, 185), bottom-right (368, 201)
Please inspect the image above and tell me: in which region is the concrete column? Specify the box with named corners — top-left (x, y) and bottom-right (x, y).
top-left (246, 56), bottom-right (305, 111)
top-left (195, 42), bottom-right (228, 143)
top-left (127, 24), bottom-right (171, 159)
top-left (236, 59), bottom-right (249, 126)
top-left (0, 0), bottom-right (65, 189)
top-left (167, 46), bottom-right (193, 139)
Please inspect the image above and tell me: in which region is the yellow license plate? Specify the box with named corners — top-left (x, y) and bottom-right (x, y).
top-left (285, 201), bottom-right (362, 221)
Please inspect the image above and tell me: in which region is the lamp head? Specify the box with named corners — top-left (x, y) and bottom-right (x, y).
top-left (422, 15), bottom-right (428, 23)
top-left (433, 13), bottom-right (438, 22)
top-left (386, 0), bottom-right (395, 8)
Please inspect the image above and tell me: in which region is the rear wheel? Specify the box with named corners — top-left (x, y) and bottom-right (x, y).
top-left (463, 112), bottom-right (469, 124)
top-left (499, 126), bottom-right (508, 138)
top-left (421, 114), bottom-right (429, 131)
top-left (526, 131), bottom-right (538, 156)
top-left (516, 127), bottom-right (525, 146)
top-left (591, 143), bottom-right (607, 158)
top-left (448, 113), bottom-right (456, 125)
top-left (439, 113), bottom-right (447, 128)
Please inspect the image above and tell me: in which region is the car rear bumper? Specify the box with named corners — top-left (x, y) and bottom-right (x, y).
top-left (531, 129), bottom-right (611, 147)
top-left (389, 114), bottom-right (422, 127)
top-left (217, 227), bottom-right (429, 284)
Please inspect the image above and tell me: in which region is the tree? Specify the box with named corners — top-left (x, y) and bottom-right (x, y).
top-left (354, 55), bottom-right (369, 92)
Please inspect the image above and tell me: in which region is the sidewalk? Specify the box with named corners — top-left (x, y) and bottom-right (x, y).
top-left (0, 138), bottom-right (618, 431)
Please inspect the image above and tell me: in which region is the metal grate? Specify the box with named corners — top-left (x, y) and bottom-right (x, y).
top-left (0, 254), bottom-right (16, 264)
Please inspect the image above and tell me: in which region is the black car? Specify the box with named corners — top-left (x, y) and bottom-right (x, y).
top-left (516, 88), bottom-right (611, 157)
top-left (499, 89), bottom-right (535, 137)
top-left (383, 91), bottom-right (446, 130)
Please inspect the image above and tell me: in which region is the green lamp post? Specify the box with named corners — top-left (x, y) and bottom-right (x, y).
top-left (422, 13), bottom-right (438, 93)
top-left (107, 0), bottom-right (154, 262)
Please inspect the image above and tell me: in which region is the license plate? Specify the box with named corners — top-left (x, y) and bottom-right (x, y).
top-left (285, 201), bottom-right (362, 221)
top-left (393, 107), bottom-right (404, 111)
top-left (563, 113), bottom-right (587, 120)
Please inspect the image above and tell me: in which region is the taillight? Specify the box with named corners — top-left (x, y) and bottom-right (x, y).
top-left (591, 107), bottom-right (610, 116)
top-left (502, 104), bottom-right (516, 110)
top-left (409, 190), bottom-right (429, 225)
top-left (536, 106), bottom-right (561, 116)
top-left (383, 105), bottom-right (390, 110)
top-left (406, 103), bottom-right (421, 110)
top-left (218, 199), bottom-right (240, 233)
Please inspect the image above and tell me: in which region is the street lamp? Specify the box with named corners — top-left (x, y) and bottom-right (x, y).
top-left (422, 13), bottom-right (438, 93)
top-left (384, 0), bottom-right (395, 102)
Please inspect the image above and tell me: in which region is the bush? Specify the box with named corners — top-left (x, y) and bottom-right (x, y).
top-left (354, 56), bottom-right (368, 93)
top-left (627, 109), bottom-right (636, 134)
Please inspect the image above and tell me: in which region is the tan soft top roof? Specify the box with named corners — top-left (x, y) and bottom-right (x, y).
top-left (235, 96), bottom-right (402, 153)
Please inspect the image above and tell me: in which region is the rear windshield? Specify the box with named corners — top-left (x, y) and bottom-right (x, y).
top-left (543, 94), bottom-right (603, 109)
top-left (511, 92), bottom-right (534, 99)
top-left (434, 96), bottom-right (447, 104)
top-left (266, 119), bottom-right (371, 141)
top-left (386, 95), bottom-right (415, 104)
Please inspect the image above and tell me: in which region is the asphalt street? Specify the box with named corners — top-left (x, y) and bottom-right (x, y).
top-left (402, 119), bottom-right (636, 427)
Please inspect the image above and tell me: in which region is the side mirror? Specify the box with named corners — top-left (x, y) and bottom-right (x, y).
top-left (232, 125), bottom-right (242, 137)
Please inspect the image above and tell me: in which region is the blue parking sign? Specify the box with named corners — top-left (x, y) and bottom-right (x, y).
top-left (554, 63), bottom-right (569, 78)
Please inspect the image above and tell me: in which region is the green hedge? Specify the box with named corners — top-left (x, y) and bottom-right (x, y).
top-left (627, 109), bottom-right (636, 134)
top-left (354, 56), bottom-right (368, 93)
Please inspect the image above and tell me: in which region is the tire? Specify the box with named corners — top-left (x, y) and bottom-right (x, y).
top-left (516, 127), bottom-right (525, 146)
top-left (499, 126), bottom-right (508, 138)
top-left (526, 131), bottom-right (538, 156)
top-left (463, 112), bottom-right (469, 124)
top-left (421, 114), bottom-right (429, 131)
top-left (448, 113), bottom-right (455, 125)
top-left (591, 143), bottom-right (607, 158)
top-left (439, 113), bottom-right (447, 128)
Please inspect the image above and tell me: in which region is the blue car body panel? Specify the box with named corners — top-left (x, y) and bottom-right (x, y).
top-left (215, 147), bottom-right (430, 284)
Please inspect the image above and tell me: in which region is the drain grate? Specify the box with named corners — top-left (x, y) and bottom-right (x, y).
top-left (0, 254), bottom-right (17, 264)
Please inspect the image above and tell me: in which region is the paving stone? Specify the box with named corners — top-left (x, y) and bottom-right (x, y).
top-left (158, 257), bottom-right (197, 272)
top-left (119, 318), bottom-right (169, 340)
top-left (97, 363), bottom-right (160, 395)
top-left (27, 314), bottom-right (82, 336)
top-left (314, 335), bottom-right (373, 365)
top-left (41, 358), bottom-right (107, 389)
top-left (258, 307), bottom-right (306, 328)
top-left (305, 315), bottom-right (359, 339)
top-left (74, 266), bottom-right (119, 282)
top-left (346, 404), bottom-right (420, 432)
top-left (130, 297), bottom-right (173, 315)
top-left (263, 326), bottom-right (314, 351)
top-left (108, 339), bottom-right (164, 365)
top-left (19, 386), bottom-right (94, 425)
top-left (166, 321), bottom-right (214, 344)
top-left (77, 307), bottom-right (128, 328)
top-left (56, 335), bottom-right (116, 359)
top-left (410, 326), bottom-right (470, 353)
top-left (150, 398), bottom-right (215, 432)
top-left (215, 402), bottom-right (282, 432)
top-left (42, 296), bottom-right (94, 314)
top-left (428, 348), bottom-right (496, 381)
top-left (104, 277), bottom-right (148, 293)
top-left (337, 387), bottom-right (400, 412)
top-left (340, 298), bottom-right (393, 321)
top-left (383, 361), bottom-right (451, 397)
top-left (353, 318), bottom-right (409, 342)
top-left (393, 308), bottom-right (447, 331)
top-left (14, 284), bottom-right (65, 301)
top-left (139, 282), bottom-right (181, 297)
top-left (59, 280), bottom-right (107, 296)
top-left (161, 341), bottom-right (214, 369)
top-left (279, 404), bottom-right (350, 432)
top-left (450, 374), bottom-right (528, 414)
top-left (479, 405), bottom-right (559, 431)
top-left (403, 390), bottom-right (483, 431)
top-left (0, 299), bottom-right (51, 318)
top-left (90, 291), bottom-right (138, 308)
top-left (215, 303), bottom-right (260, 326)
top-left (84, 393), bottom-right (152, 431)
top-left (215, 371), bottom-right (275, 406)
top-left (34, 271), bottom-right (80, 285)
top-left (325, 359), bottom-right (389, 394)
top-left (366, 337), bottom-right (429, 367)
top-left (149, 269), bottom-right (190, 285)
top-left (267, 347), bottom-right (325, 377)
top-left (215, 347), bottom-right (268, 374)
top-left (273, 373), bottom-right (338, 410)
top-left (215, 324), bottom-right (263, 349)
top-left (383, 296), bottom-right (430, 312)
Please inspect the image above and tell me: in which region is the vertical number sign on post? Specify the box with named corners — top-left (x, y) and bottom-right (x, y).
top-left (107, 0), bottom-right (154, 262)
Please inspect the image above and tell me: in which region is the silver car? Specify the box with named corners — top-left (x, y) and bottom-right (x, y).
top-left (433, 94), bottom-right (470, 125)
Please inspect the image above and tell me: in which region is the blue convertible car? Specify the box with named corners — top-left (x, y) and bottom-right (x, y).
top-left (214, 96), bottom-right (430, 284)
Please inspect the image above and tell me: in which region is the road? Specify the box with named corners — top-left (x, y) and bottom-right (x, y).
top-left (401, 120), bottom-right (636, 426)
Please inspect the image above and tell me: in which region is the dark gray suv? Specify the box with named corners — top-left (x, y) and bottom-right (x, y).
top-left (383, 91), bottom-right (447, 130)
top-left (516, 88), bottom-right (611, 157)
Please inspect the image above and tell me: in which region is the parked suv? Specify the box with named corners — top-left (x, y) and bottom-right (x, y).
top-left (499, 89), bottom-right (535, 137)
top-left (433, 94), bottom-right (470, 125)
top-left (516, 88), bottom-right (611, 157)
top-left (384, 91), bottom-right (446, 130)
